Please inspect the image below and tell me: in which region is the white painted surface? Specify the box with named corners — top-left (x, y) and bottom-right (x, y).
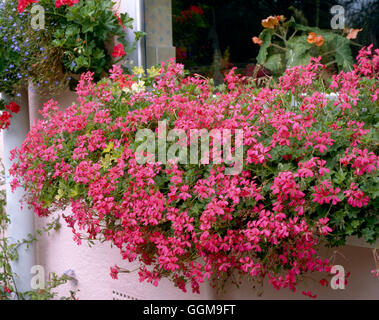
top-left (119, 0), bottom-right (145, 67)
top-left (1, 89), bottom-right (36, 293)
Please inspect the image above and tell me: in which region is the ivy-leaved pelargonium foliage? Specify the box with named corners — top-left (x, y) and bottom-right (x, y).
top-left (10, 46), bottom-right (379, 297)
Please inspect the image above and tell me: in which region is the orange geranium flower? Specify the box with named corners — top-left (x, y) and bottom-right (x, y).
top-left (345, 28), bottom-right (363, 40)
top-left (307, 32), bottom-right (316, 43)
top-left (261, 16), bottom-right (279, 29)
top-left (307, 32), bottom-right (324, 47)
top-left (314, 35), bottom-right (324, 47)
top-left (252, 36), bottom-right (263, 46)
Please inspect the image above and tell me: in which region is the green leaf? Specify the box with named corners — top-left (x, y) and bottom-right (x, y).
top-left (103, 141), bottom-right (114, 153)
top-left (51, 39), bottom-right (66, 47)
top-left (256, 29), bottom-right (274, 65)
top-left (335, 36), bottom-right (353, 71)
top-left (263, 53), bottom-right (283, 75)
top-left (333, 169), bottom-right (347, 185)
top-left (74, 56), bottom-right (89, 70)
top-left (286, 35), bottom-right (312, 68)
top-left (363, 227), bottom-right (375, 243)
top-left (69, 185), bottom-right (79, 198)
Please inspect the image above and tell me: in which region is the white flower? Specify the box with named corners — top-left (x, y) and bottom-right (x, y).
top-left (131, 80), bottom-right (145, 93)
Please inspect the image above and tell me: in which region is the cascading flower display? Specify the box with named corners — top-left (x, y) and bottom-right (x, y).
top-left (10, 46), bottom-right (379, 296)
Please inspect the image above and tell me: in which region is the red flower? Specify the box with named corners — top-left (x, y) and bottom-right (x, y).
top-left (302, 290), bottom-right (317, 299)
top-left (112, 44), bottom-right (126, 58)
top-left (5, 102), bottom-right (21, 114)
top-left (118, 74), bottom-right (134, 89)
top-left (319, 278), bottom-right (329, 287)
top-left (55, 0), bottom-right (79, 8)
top-left (114, 13), bottom-right (126, 29)
top-left (110, 265), bottom-right (119, 279)
top-left (176, 46), bottom-right (187, 60)
top-left (0, 111), bottom-right (13, 129)
top-left (181, 10), bottom-right (192, 19)
top-left (189, 5), bottom-right (204, 15)
top-left (17, 0), bottom-right (38, 13)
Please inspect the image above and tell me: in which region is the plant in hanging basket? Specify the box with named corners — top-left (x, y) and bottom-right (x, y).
top-left (0, 0), bottom-right (143, 101)
top-left (10, 46), bottom-right (379, 297)
top-left (0, 0), bottom-right (30, 117)
top-left (23, 0), bottom-right (143, 91)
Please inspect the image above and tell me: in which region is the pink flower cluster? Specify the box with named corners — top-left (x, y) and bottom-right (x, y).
top-left (11, 47), bottom-right (378, 296)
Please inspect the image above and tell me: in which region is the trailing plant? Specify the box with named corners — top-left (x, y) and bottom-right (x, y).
top-left (10, 46), bottom-right (379, 297)
top-left (252, 14), bottom-right (361, 78)
top-left (0, 0), bottom-right (30, 95)
top-left (0, 0), bottom-right (29, 119)
top-left (0, 161), bottom-right (77, 300)
top-left (22, 0), bottom-right (144, 87)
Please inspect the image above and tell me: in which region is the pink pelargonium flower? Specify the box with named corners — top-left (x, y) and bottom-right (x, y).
top-left (302, 290), bottom-right (317, 299)
top-left (343, 182), bottom-right (370, 208)
top-left (112, 43), bottom-right (126, 58)
top-left (110, 265), bottom-right (119, 279)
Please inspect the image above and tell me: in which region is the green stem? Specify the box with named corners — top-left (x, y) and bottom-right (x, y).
top-left (321, 49), bottom-right (336, 58)
top-left (274, 32), bottom-right (286, 43)
top-left (270, 43), bottom-right (287, 51)
top-left (288, 30), bottom-right (297, 41)
top-left (325, 59), bottom-right (337, 67)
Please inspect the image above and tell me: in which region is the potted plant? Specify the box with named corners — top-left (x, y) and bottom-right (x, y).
top-left (0, 0), bottom-right (30, 127)
top-left (251, 14), bottom-right (362, 79)
top-left (1, 0), bottom-right (144, 114)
